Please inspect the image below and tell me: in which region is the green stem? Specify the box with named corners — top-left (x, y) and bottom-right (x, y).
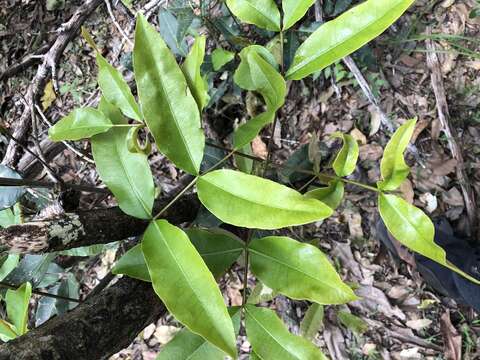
top-left (241, 230), bottom-right (253, 307)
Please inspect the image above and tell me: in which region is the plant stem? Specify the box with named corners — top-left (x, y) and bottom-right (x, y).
top-left (336, 177), bottom-right (381, 193)
top-left (0, 281), bottom-right (81, 303)
top-left (241, 229), bottom-right (252, 307)
top-left (0, 177), bottom-right (110, 194)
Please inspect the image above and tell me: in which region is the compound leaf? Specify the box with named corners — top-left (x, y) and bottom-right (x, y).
top-left (286, 0), bottom-right (414, 80)
top-left (245, 305), bottom-right (328, 360)
top-left (249, 236), bottom-right (357, 304)
top-left (226, 0), bottom-right (281, 31)
top-left (134, 14), bottom-right (204, 175)
top-left (197, 169), bottom-right (333, 230)
top-left (142, 220), bottom-right (236, 358)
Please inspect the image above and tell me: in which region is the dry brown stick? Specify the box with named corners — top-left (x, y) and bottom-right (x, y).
top-left (425, 28), bottom-right (477, 237)
top-left (0, 44), bottom-right (50, 82)
top-left (2, 0), bottom-right (103, 168)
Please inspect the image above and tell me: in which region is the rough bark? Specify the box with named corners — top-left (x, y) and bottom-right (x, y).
top-left (0, 277), bottom-right (165, 360)
top-left (0, 194), bottom-right (199, 253)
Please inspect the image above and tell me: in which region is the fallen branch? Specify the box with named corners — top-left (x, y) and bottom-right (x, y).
top-left (0, 194), bottom-right (199, 254)
top-left (2, 0), bottom-right (103, 167)
top-left (426, 27), bottom-right (477, 237)
top-left (0, 277), bottom-right (165, 360)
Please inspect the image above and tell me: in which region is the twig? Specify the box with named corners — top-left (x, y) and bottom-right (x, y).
top-left (0, 281), bottom-right (80, 303)
top-left (0, 44), bottom-right (50, 82)
top-left (425, 27), bottom-right (477, 237)
top-left (0, 176), bottom-right (109, 194)
top-left (2, 0), bottom-right (103, 167)
top-left (104, 0), bottom-right (134, 47)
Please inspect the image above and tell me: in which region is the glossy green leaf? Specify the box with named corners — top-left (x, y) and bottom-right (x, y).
top-left (96, 54), bottom-right (142, 121)
top-left (337, 311), bottom-right (368, 335)
top-left (305, 180), bottom-right (344, 210)
top-left (156, 307), bottom-right (241, 360)
top-left (300, 304), bottom-right (324, 340)
top-left (226, 0), bottom-right (281, 31)
top-left (332, 133), bottom-right (359, 177)
top-left (158, 9), bottom-right (188, 56)
top-left (92, 99), bottom-right (154, 219)
top-left (6, 282), bottom-right (32, 335)
top-left (0, 255), bottom-right (20, 282)
top-left (249, 236), bottom-right (357, 304)
top-left (378, 194), bottom-right (480, 284)
top-left (48, 107), bottom-right (112, 141)
top-left (142, 220), bottom-right (236, 357)
top-left (182, 36), bottom-right (210, 112)
top-left (112, 244), bottom-right (150, 282)
top-left (0, 167), bottom-right (25, 211)
top-left (113, 228), bottom-right (243, 281)
top-left (0, 320), bottom-right (18, 342)
top-left (197, 170), bottom-right (333, 230)
top-left (286, 0), bottom-right (415, 80)
top-left (282, 0), bottom-right (316, 30)
top-left (126, 126), bottom-right (152, 155)
top-left (212, 48), bottom-right (235, 71)
top-left (378, 119), bottom-right (416, 191)
top-left (133, 14), bottom-right (205, 175)
top-left (233, 46), bottom-right (286, 149)
top-left (245, 305), bottom-right (328, 360)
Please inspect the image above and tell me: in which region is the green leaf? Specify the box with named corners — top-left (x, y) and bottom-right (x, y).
top-left (286, 0), bottom-right (415, 80)
top-left (247, 281), bottom-right (277, 305)
top-left (212, 48), bottom-right (235, 71)
top-left (48, 107), bottom-right (112, 141)
top-left (332, 133), bottom-right (359, 177)
top-left (378, 194), bottom-right (480, 285)
top-left (0, 167), bottom-right (25, 211)
top-left (300, 303), bottom-right (324, 340)
top-left (305, 180), bottom-right (344, 210)
top-left (182, 36), bottom-right (210, 112)
top-left (142, 220), bottom-right (236, 358)
top-left (0, 203), bottom-right (22, 228)
top-left (0, 254), bottom-right (20, 282)
top-left (282, 0), bottom-right (316, 30)
top-left (112, 244), bottom-right (150, 282)
top-left (156, 307), bottom-right (241, 360)
top-left (249, 236), bottom-right (357, 304)
top-left (226, 0), bottom-right (281, 31)
top-left (113, 228), bottom-right (243, 281)
top-left (233, 46), bottom-right (286, 149)
top-left (6, 282), bottom-right (32, 335)
top-left (0, 319), bottom-right (18, 342)
top-left (245, 305), bottom-right (328, 360)
top-left (337, 311), bottom-right (368, 335)
top-left (158, 9), bottom-right (188, 56)
top-left (92, 98), bottom-right (154, 219)
top-left (197, 169), bottom-right (333, 230)
top-left (96, 54), bottom-right (142, 121)
top-left (134, 14), bottom-right (205, 175)
top-left (378, 119), bottom-right (416, 191)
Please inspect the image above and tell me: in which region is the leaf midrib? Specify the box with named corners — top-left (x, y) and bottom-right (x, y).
top-left (238, 1), bottom-right (278, 29)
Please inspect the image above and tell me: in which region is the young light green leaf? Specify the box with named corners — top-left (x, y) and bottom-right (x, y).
top-left (378, 119), bottom-right (416, 191)
top-left (245, 305), bottom-right (328, 360)
top-left (337, 311), bottom-right (368, 335)
top-left (142, 220), bottom-right (236, 358)
top-left (6, 282), bottom-right (32, 335)
top-left (233, 46), bottom-right (286, 149)
top-left (182, 36), bottom-right (210, 112)
top-left (197, 169), bottom-right (333, 230)
top-left (0, 254), bottom-right (20, 282)
top-left (133, 14), bottom-right (205, 175)
top-left (300, 303), bottom-right (324, 340)
top-left (48, 107), bottom-right (112, 141)
top-left (378, 194), bottom-right (480, 285)
top-left (305, 180), bottom-right (344, 210)
top-left (286, 0), bottom-right (415, 80)
top-left (96, 54), bottom-right (142, 121)
top-left (332, 132), bottom-right (359, 177)
top-left (156, 307), bottom-right (241, 360)
top-left (114, 228), bottom-right (243, 281)
top-left (282, 0), bottom-right (316, 30)
top-left (249, 236), bottom-right (357, 304)
top-left (226, 0), bottom-right (281, 31)
top-left (0, 320), bottom-right (18, 342)
top-left (126, 126), bottom-right (152, 155)
top-left (212, 48), bottom-right (235, 71)
top-left (92, 99), bottom-right (154, 219)
top-left (0, 203), bottom-right (22, 228)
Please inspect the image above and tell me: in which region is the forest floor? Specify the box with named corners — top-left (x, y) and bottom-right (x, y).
top-left (1, 0), bottom-right (480, 359)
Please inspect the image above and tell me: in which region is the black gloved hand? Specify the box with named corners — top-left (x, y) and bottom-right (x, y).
top-left (376, 217), bottom-right (480, 312)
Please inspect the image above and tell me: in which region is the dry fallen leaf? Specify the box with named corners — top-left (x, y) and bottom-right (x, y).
top-left (440, 310), bottom-right (462, 360)
top-left (419, 192), bottom-right (438, 213)
top-left (41, 80), bottom-right (56, 110)
top-left (251, 136), bottom-right (268, 159)
top-left (399, 179), bottom-right (415, 204)
top-left (359, 144), bottom-right (383, 161)
top-left (153, 325), bottom-right (179, 345)
top-left (350, 128), bottom-right (367, 145)
top-left (368, 105), bottom-right (382, 137)
top-left (442, 187), bottom-right (464, 207)
top-left (343, 209), bottom-right (363, 239)
top-left (350, 285), bottom-right (406, 321)
top-left (406, 318), bottom-right (432, 331)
